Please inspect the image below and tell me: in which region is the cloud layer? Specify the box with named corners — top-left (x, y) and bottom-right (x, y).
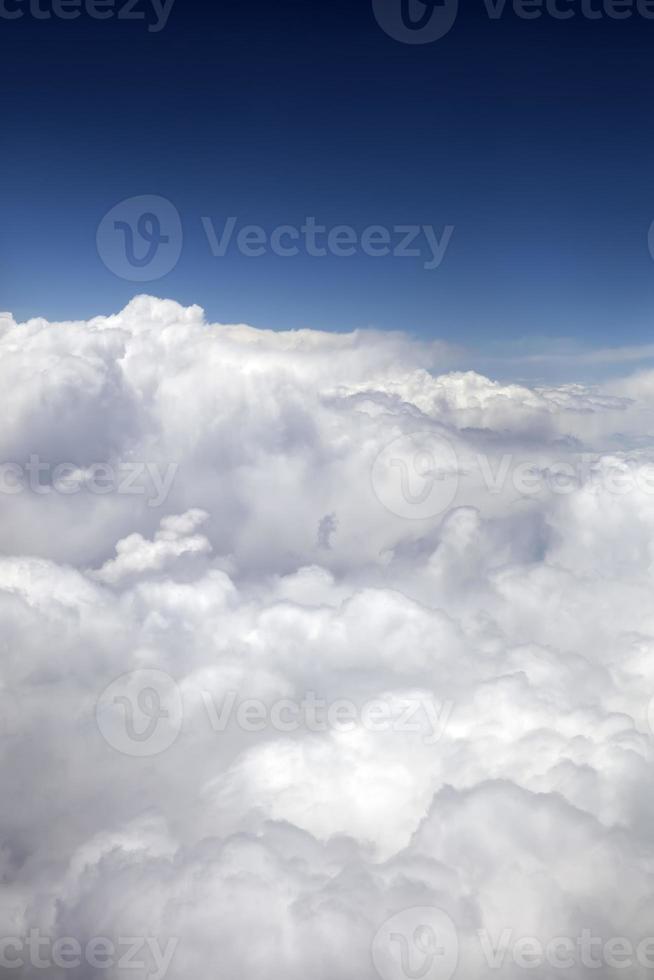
top-left (2, 296), bottom-right (654, 979)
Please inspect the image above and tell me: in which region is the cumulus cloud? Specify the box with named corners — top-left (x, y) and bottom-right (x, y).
top-left (2, 296), bottom-right (654, 979)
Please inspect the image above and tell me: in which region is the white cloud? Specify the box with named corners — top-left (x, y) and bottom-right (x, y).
top-left (2, 296), bottom-right (654, 979)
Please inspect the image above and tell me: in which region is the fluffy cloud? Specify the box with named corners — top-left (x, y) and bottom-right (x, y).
top-left (2, 296), bottom-right (654, 979)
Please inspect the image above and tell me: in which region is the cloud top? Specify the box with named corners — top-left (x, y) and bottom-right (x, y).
top-left (2, 296), bottom-right (654, 979)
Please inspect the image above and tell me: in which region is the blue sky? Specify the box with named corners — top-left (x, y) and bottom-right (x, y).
top-left (3, 0), bottom-right (654, 357)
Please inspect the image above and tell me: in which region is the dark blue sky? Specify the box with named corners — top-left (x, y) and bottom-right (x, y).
top-left (3, 0), bottom-right (654, 351)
